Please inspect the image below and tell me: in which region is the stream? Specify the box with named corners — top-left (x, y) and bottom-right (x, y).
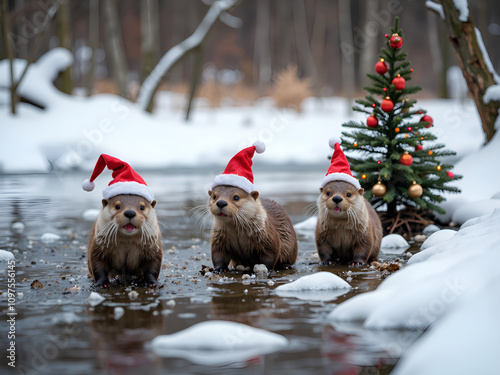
top-left (0, 168), bottom-right (423, 374)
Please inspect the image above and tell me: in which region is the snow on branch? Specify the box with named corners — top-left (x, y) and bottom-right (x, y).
top-left (425, 1), bottom-right (444, 20)
top-left (453, 0), bottom-right (469, 22)
top-left (136, 0), bottom-right (238, 111)
top-left (475, 27), bottom-right (500, 84)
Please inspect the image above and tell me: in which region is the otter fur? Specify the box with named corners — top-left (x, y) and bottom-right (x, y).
top-left (208, 185), bottom-right (297, 272)
top-left (315, 181), bottom-right (382, 266)
top-left (87, 194), bottom-right (162, 286)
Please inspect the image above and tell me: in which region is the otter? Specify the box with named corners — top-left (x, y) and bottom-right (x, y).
top-left (87, 194), bottom-right (162, 287)
top-left (315, 181), bottom-right (382, 266)
top-left (208, 185), bottom-right (298, 272)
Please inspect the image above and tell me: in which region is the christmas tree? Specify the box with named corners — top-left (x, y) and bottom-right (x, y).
top-left (341, 17), bottom-right (461, 222)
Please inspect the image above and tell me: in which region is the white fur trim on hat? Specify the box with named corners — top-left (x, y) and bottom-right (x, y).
top-left (82, 179), bottom-right (95, 192)
top-left (253, 140), bottom-right (266, 154)
top-left (320, 172), bottom-right (361, 190)
top-left (329, 136), bottom-right (342, 148)
top-left (102, 181), bottom-right (154, 203)
top-left (212, 174), bottom-right (254, 194)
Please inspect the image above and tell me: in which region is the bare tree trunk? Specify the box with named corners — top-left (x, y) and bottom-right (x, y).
top-left (185, 45), bottom-right (204, 121)
top-left (2, 0), bottom-right (16, 114)
top-left (55, 1), bottom-right (72, 94)
top-left (254, 0), bottom-right (271, 94)
top-left (310, 0), bottom-right (327, 91)
top-left (426, 7), bottom-right (444, 97)
top-left (292, 0), bottom-right (317, 93)
top-left (87, 0), bottom-right (99, 96)
top-left (140, 0), bottom-right (159, 80)
top-left (433, 0), bottom-right (498, 142)
top-left (274, 0), bottom-right (291, 73)
top-left (103, 0), bottom-right (128, 97)
top-left (359, 0), bottom-right (379, 88)
top-left (338, 0), bottom-right (355, 109)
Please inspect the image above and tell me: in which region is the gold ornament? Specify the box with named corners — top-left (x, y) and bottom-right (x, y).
top-left (408, 181), bottom-right (423, 198)
top-left (372, 181), bottom-right (387, 197)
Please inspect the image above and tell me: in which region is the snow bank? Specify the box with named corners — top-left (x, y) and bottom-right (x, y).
top-left (451, 199), bottom-right (500, 225)
top-left (294, 216), bottom-right (317, 237)
top-left (329, 209), bottom-right (500, 334)
top-left (419, 229), bottom-right (456, 251)
top-left (380, 234), bottom-right (409, 253)
top-left (150, 320), bottom-right (288, 366)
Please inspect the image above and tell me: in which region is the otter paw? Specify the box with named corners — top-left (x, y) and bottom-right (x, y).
top-left (320, 260), bottom-right (335, 266)
top-left (95, 280), bottom-right (109, 288)
top-left (213, 267), bottom-right (228, 274)
top-left (348, 260), bottom-right (364, 267)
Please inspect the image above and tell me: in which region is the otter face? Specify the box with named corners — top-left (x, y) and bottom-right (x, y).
top-left (208, 185), bottom-right (259, 220)
top-left (319, 181), bottom-right (364, 217)
top-left (102, 195), bottom-right (157, 236)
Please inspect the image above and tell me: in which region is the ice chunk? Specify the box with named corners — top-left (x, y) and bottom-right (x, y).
top-left (41, 232), bottom-right (61, 243)
top-left (380, 234), bottom-right (410, 253)
top-left (82, 209), bottom-right (100, 222)
top-left (0, 250), bottom-right (15, 262)
top-left (88, 292), bottom-right (105, 306)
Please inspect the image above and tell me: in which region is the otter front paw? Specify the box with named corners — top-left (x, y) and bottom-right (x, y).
top-left (213, 267), bottom-right (228, 274)
top-left (143, 273), bottom-right (158, 287)
top-left (95, 278), bottom-right (110, 288)
top-left (348, 260), bottom-right (365, 267)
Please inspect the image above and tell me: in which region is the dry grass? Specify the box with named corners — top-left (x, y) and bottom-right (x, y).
top-left (270, 65), bottom-right (312, 112)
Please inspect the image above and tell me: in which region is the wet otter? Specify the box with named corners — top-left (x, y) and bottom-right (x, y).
top-left (316, 181), bottom-right (382, 266)
top-left (315, 137), bottom-right (382, 266)
top-left (87, 194), bottom-right (162, 286)
top-left (209, 185), bottom-right (297, 272)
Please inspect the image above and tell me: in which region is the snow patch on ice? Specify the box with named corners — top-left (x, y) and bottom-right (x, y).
top-left (0, 249), bottom-right (15, 262)
top-left (41, 232), bottom-right (61, 243)
top-left (150, 320), bottom-right (288, 366)
top-left (294, 216), bottom-right (317, 237)
top-left (380, 234), bottom-right (409, 253)
top-left (275, 272), bottom-right (351, 291)
top-left (82, 209), bottom-right (100, 222)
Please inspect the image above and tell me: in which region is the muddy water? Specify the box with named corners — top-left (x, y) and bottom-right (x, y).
top-left (0, 169), bottom-right (422, 374)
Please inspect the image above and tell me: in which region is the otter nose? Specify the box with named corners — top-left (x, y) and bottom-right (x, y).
top-left (332, 195), bottom-right (343, 204)
top-left (216, 200), bottom-right (228, 209)
top-left (124, 210), bottom-right (136, 219)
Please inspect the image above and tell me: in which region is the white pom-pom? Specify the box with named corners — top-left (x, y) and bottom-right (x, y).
top-left (82, 179), bottom-right (95, 192)
top-left (253, 140), bottom-right (266, 154)
top-left (329, 137), bottom-right (342, 149)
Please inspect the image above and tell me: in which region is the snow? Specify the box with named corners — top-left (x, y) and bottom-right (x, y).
top-left (451, 199), bottom-right (500, 225)
top-left (419, 229), bottom-right (456, 251)
top-left (274, 272), bottom-right (351, 301)
top-left (88, 292), bottom-right (105, 306)
top-left (0, 249), bottom-right (15, 262)
top-left (82, 208), bottom-right (100, 222)
top-left (253, 264), bottom-right (268, 274)
top-left (40, 232), bottom-right (61, 243)
top-left (483, 84), bottom-right (500, 104)
top-left (425, 1), bottom-right (444, 20)
top-left (136, 0), bottom-right (238, 110)
top-left (422, 224), bottom-right (440, 235)
top-left (11, 222), bottom-right (25, 233)
top-left (294, 216), bottom-right (317, 237)
top-left (392, 277), bottom-right (500, 375)
top-left (328, 208), bottom-right (500, 353)
top-left (453, 0), bottom-right (469, 22)
top-left (150, 320), bottom-right (288, 366)
top-left (380, 234), bottom-right (409, 253)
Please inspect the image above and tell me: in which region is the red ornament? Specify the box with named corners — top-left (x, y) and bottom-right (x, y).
top-left (447, 171), bottom-right (454, 178)
top-left (375, 59), bottom-right (388, 74)
top-left (400, 152), bottom-right (413, 166)
top-left (367, 115), bottom-right (378, 128)
top-left (420, 115), bottom-right (433, 128)
top-left (381, 97), bottom-right (394, 112)
top-left (372, 103), bottom-right (376, 108)
top-left (384, 34), bottom-right (389, 38)
top-left (392, 74), bottom-right (406, 90)
top-left (415, 144), bottom-right (424, 151)
top-left (390, 33), bottom-right (403, 49)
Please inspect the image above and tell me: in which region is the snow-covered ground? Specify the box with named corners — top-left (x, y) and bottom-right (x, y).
top-left (1, 48), bottom-right (499, 222)
top-left (329, 209), bottom-right (500, 374)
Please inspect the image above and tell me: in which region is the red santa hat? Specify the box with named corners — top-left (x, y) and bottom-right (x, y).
top-left (321, 137), bottom-right (361, 190)
top-left (82, 154), bottom-right (154, 203)
top-left (212, 141), bottom-right (266, 193)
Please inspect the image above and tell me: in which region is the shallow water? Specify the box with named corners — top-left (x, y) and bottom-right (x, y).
top-left (0, 169), bottom-right (422, 374)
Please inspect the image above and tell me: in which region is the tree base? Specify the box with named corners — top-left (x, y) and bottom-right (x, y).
top-left (379, 207), bottom-right (435, 237)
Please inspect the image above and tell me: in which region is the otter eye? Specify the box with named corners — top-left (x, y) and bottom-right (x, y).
top-left (347, 193), bottom-right (352, 197)
top-left (233, 196), bottom-right (239, 201)
top-left (326, 192), bottom-right (331, 196)
top-left (213, 195), bottom-right (217, 200)
top-left (140, 205), bottom-right (145, 210)
top-left (115, 205), bottom-right (121, 210)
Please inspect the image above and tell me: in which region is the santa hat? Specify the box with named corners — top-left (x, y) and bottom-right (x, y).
top-left (212, 141), bottom-right (266, 193)
top-left (82, 154), bottom-right (154, 203)
top-left (321, 137), bottom-right (361, 190)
